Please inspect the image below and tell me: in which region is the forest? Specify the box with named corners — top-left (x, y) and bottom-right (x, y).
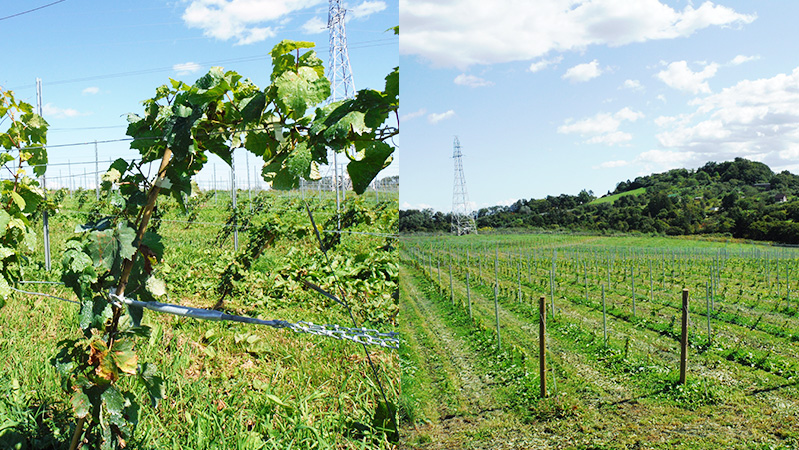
top-left (400, 158), bottom-right (799, 244)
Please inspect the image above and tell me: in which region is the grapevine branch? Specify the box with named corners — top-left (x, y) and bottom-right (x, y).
top-left (109, 148), bottom-right (173, 343)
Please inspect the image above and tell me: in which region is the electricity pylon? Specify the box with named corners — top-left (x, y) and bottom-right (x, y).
top-left (327, 0), bottom-right (356, 229)
top-left (452, 136), bottom-right (477, 235)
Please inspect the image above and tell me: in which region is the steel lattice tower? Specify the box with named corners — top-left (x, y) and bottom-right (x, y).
top-left (452, 136), bottom-right (477, 235)
top-left (327, 0), bottom-right (355, 102)
top-left (327, 0), bottom-right (355, 229)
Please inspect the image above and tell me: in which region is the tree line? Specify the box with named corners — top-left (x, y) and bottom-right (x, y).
top-left (400, 158), bottom-right (799, 244)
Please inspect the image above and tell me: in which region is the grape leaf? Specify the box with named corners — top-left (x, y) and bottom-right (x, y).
top-left (138, 362), bottom-right (164, 408)
top-left (115, 223), bottom-right (138, 262)
top-left (86, 230), bottom-right (116, 273)
top-left (244, 130), bottom-right (277, 159)
top-left (270, 40), bottom-right (315, 58)
top-left (111, 340), bottom-right (138, 376)
top-left (384, 67), bottom-right (398, 104)
top-left (71, 389), bottom-right (91, 419)
top-left (239, 91), bottom-right (266, 124)
top-left (274, 67), bottom-right (330, 121)
top-left (9, 191), bottom-right (25, 211)
top-left (0, 246), bottom-right (14, 260)
top-left (347, 141), bottom-right (394, 195)
top-left (0, 210), bottom-right (10, 232)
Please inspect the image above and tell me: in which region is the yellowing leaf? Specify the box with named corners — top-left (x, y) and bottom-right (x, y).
top-left (9, 191), bottom-right (24, 211)
top-left (113, 349), bottom-right (138, 375)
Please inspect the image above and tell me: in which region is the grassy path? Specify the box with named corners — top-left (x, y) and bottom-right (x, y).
top-left (400, 265), bottom-right (536, 449)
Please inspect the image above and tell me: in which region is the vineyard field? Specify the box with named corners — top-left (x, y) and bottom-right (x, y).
top-left (1, 189), bottom-right (399, 449)
top-left (400, 233), bottom-right (799, 449)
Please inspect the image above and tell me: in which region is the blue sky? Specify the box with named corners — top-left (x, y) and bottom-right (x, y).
top-left (1, 0), bottom-right (397, 191)
top-left (400, 0), bottom-right (799, 212)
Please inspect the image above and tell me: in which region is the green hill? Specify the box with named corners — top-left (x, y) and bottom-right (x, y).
top-left (400, 157), bottom-right (799, 244)
top-left (591, 187), bottom-right (646, 205)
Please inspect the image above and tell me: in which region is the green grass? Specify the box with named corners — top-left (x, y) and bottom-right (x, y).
top-left (591, 187), bottom-right (647, 205)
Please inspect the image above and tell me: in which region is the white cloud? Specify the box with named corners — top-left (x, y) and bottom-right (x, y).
top-left (400, 0), bottom-right (755, 69)
top-left (586, 131), bottom-right (632, 145)
top-left (563, 60), bottom-right (602, 82)
top-left (400, 108), bottom-right (427, 122)
top-left (615, 106), bottom-right (645, 122)
top-left (560, 114), bottom-right (619, 135)
top-left (454, 73), bottom-right (493, 88)
top-left (529, 56), bottom-right (562, 73)
top-left (236, 27), bottom-right (275, 45)
top-left (428, 110), bottom-right (455, 124)
top-left (82, 86), bottom-right (99, 95)
top-left (349, 1), bottom-right (386, 19)
top-left (657, 60), bottom-right (718, 94)
top-left (182, 0), bottom-right (321, 45)
top-left (594, 160), bottom-right (629, 169)
top-left (42, 103), bottom-right (85, 118)
top-left (729, 54), bottom-right (759, 66)
top-left (173, 62), bottom-right (202, 76)
top-left (301, 16), bottom-right (326, 34)
top-left (779, 147), bottom-right (799, 160)
top-left (558, 107), bottom-right (643, 145)
top-left (654, 66), bottom-right (799, 172)
top-left (621, 79), bottom-right (643, 91)
top-left (496, 198), bottom-right (517, 207)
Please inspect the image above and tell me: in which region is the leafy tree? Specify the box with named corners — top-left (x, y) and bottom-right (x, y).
top-left (646, 191), bottom-right (674, 217)
top-left (721, 191), bottom-right (738, 210)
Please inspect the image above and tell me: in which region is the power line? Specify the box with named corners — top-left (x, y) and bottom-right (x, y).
top-left (50, 125), bottom-right (127, 132)
top-left (0, 0), bottom-right (66, 22)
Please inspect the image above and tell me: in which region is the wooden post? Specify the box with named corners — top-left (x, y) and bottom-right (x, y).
top-left (539, 295), bottom-right (547, 398)
top-left (679, 288), bottom-right (689, 384)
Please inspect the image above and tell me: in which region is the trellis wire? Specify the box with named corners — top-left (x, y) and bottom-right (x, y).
top-left (10, 283), bottom-right (398, 348)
